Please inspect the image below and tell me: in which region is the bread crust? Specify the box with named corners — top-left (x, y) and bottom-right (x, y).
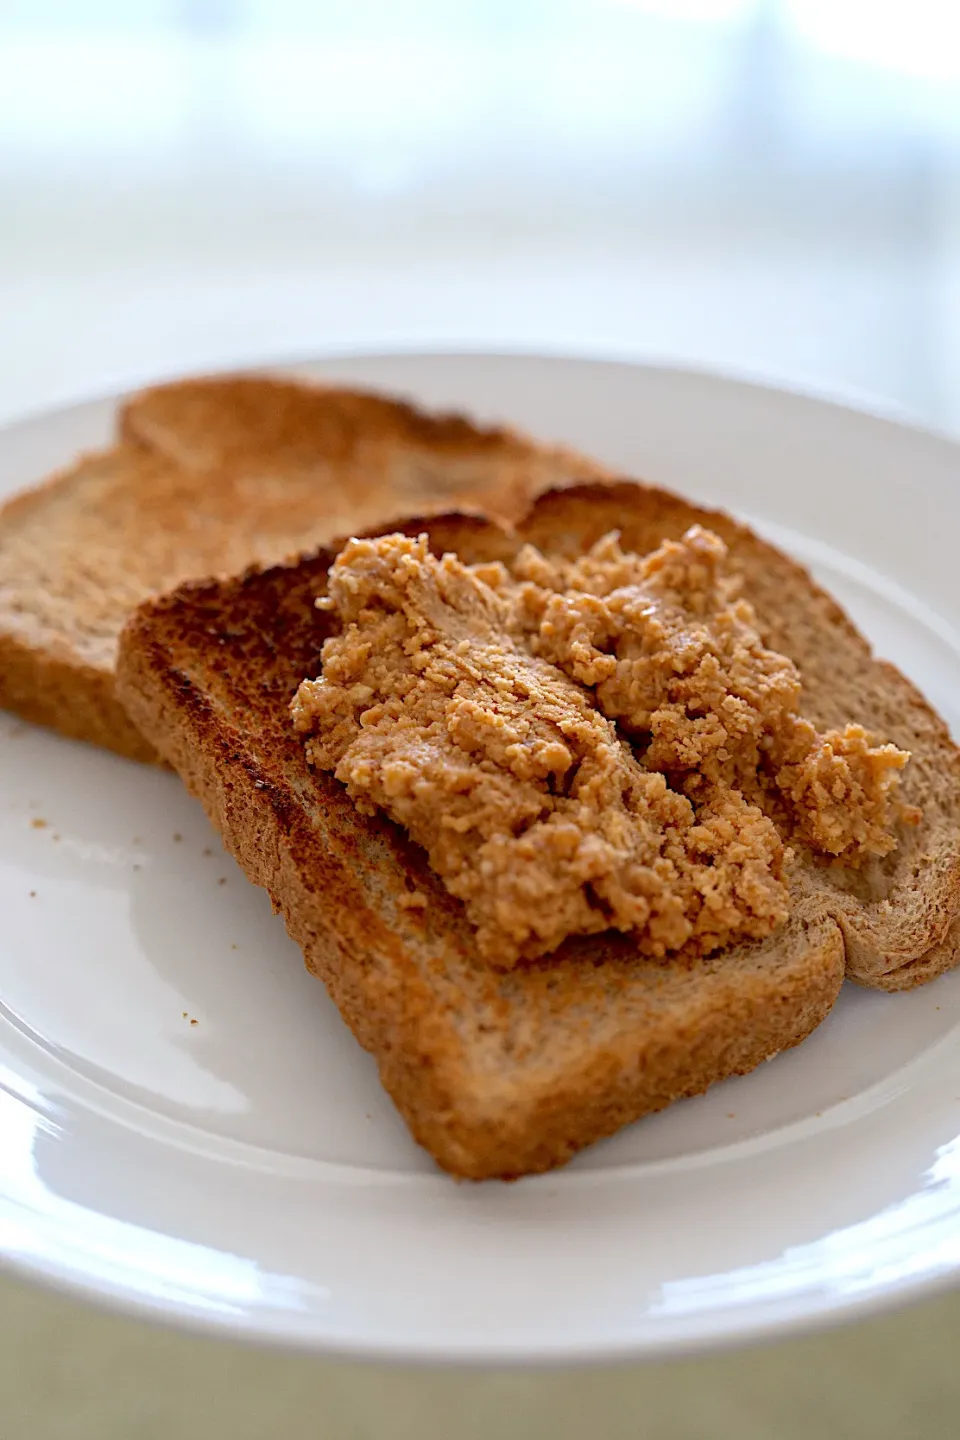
top-left (0, 628), bottom-right (157, 761)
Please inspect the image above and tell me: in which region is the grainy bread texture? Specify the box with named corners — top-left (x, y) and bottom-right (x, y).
top-left (114, 480), bottom-right (960, 1178)
top-left (0, 376), bottom-right (607, 761)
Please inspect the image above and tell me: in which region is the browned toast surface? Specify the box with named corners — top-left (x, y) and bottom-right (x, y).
top-left (120, 375), bottom-right (607, 516)
top-left (113, 481), bottom-right (960, 1177)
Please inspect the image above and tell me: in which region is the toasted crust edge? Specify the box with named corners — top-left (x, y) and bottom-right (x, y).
top-left (0, 628), bottom-right (157, 762)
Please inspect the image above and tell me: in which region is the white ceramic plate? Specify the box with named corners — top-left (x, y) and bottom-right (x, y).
top-left (2, 353), bottom-right (960, 1363)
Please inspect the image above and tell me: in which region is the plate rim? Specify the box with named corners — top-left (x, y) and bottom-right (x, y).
top-left (1, 1239), bottom-right (952, 1368)
top-left (2, 339), bottom-right (954, 452)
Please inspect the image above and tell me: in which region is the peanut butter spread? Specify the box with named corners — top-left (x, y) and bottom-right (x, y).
top-left (292, 527), bottom-right (912, 969)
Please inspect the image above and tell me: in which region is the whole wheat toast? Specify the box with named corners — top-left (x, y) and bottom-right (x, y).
top-left (0, 376), bottom-right (607, 761)
top-left (116, 482), bottom-right (960, 1178)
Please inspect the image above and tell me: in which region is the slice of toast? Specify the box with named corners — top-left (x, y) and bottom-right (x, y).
top-left (0, 377), bottom-right (607, 762)
top-left (116, 479), bottom-right (960, 1178)
top-left (119, 375), bottom-right (605, 510)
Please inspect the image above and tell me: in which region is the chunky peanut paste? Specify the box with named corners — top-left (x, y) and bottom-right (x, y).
top-left (291, 527), bottom-right (912, 968)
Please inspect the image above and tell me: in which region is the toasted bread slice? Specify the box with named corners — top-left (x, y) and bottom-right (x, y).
top-left (0, 378), bottom-right (607, 761)
top-left (120, 375), bottom-right (605, 509)
top-left (113, 478), bottom-right (960, 1179)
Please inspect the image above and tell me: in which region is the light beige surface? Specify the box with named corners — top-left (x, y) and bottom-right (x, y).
top-left (5, 1270), bottom-right (960, 1440)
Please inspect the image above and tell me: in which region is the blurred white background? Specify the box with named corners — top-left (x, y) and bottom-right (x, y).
top-left (3, 0), bottom-right (960, 430)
